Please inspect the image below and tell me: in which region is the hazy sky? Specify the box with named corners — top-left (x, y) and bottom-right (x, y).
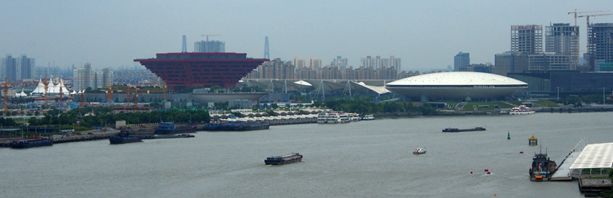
top-left (2, 0), bottom-right (613, 71)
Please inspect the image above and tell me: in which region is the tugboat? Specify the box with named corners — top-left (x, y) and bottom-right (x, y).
top-left (529, 149), bottom-right (557, 182)
top-left (264, 153), bottom-right (303, 165)
top-left (10, 138), bottom-right (53, 149)
top-left (109, 130), bottom-right (142, 144)
top-left (412, 147), bottom-right (427, 155)
top-left (442, 127), bottom-right (486, 132)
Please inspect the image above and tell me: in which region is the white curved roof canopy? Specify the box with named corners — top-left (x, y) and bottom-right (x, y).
top-left (386, 72), bottom-right (527, 86)
top-left (294, 80), bottom-right (312, 87)
top-left (356, 82), bottom-right (390, 95)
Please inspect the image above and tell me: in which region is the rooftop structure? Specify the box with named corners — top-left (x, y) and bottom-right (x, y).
top-left (135, 52), bottom-right (268, 90)
top-left (386, 72), bottom-right (527, 100)
top-left (570, 142), bottom-right (613, 170)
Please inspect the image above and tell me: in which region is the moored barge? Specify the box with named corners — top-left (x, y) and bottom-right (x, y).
top-left (10, 138), bottom-right (53, 149)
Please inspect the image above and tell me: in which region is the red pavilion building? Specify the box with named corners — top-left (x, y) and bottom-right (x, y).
top-left (135, 52), bottom-right (267, 90)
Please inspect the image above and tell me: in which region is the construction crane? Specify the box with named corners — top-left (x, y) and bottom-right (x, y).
top-left (1, 80), bottom-right (10, 116)
top-left (578, 13), bottom-right (613, 55)
top-left (568, 10), bottom-right (609, 26)
top-left (578, 13), bottom-right (613, 27)
top-left (200, 34), bottom-right (220, 42)
top-left (106, 87), bottom-right (113, 104)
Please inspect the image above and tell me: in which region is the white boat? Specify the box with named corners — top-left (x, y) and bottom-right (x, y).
top-left (339, 113), bottom-right (351, 123)
top-left (349, 113), bottom-right (361, 121)
top-left (412, 147), bottom-right (426, 155)
top-left (317, 111), bottom-right (342, 124)
top-left (362, 114), bottom-right (375, 120)
top-left (317, 112), bottom-right (328, 124)
top-left (509, 105), bottom-right (535, 115)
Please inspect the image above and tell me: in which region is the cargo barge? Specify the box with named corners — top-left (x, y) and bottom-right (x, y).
top-left (203, 121), bottom-right (269, 132)
top-left (109, 131), bottom-right (142, 144)
top-left (442, 127), bottom-right (486, 133)
top-left (152, 133), bottom-right (195, 139)
top-left (154, 122), bottom-right (196, 134)
top-left (10, 138), bottom-right (53, 149)
top-left (265, 153), bottom-right (303, 165)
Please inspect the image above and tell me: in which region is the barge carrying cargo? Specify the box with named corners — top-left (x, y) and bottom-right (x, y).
top-left (109, 132), bottom-right (143, 144)
top-left (203, 121), bottom-right (270, 132)
top-left (265, 153), bottom-right (303, 165)
top-left (442, 127), bottom-right (486, 133)
top-left (154, 122), bottom-right (196, 134)
top-left (10, 138), bottom-right (53, 149)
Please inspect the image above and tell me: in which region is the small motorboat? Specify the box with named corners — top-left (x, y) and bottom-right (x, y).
top-left (412, 147), bottom-right (427, 155)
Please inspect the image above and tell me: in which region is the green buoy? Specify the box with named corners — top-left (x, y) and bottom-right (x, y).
top-left (507, 131), bottom-right (511, 140)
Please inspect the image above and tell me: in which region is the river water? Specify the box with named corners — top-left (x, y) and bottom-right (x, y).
top-left (2, 112), bottom-right (613, 198)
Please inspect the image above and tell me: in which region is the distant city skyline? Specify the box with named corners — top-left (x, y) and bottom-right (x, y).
top-left (1, 0), bottom-right (612, 71)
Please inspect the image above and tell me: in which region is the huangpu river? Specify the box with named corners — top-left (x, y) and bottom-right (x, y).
top-left (3, 112), bottom-right (613, 197)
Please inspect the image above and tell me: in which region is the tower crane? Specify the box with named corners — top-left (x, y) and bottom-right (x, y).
top-left (578, 13), bottom-right (613, 28)
top-left (568, 10), bottom-right (609, 26)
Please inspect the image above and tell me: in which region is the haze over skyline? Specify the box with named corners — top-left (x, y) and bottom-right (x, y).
top-left (2, 0), bottom-right (613, 71)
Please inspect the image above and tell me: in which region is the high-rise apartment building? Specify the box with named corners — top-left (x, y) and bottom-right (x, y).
top-left (73, 63), bottom-right (94, 91)
top-left (331, 56), bottom-right (348, 69)
top-left (17, 55), bottom-right (35, 80)
top-left (102, 68), bottom-right (113, 88)
top-left (587, 23), bottom-right (613, 71)
top-left (454, 52), bottom-right (470, 71)
top-left (511, 25), bottom-right (543, 55)
top-left (545, 23), bottom-right (579, 69)
top-left (1, 55), bottom-right (17, 82)
top-left (194, 40), bottom-right (225, 52)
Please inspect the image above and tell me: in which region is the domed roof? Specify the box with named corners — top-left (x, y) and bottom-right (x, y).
top-left (386, 72), bottom-right (527, 86)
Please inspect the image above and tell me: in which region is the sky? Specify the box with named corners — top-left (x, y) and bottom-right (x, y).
top-left (1, 0), bottom-right (613, 71)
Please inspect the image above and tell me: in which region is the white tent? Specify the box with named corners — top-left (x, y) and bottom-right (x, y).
top-left (30, 78), bottom-right (71, 95)
top-left (15, 90), bottom-right (28, 97)
top-left (31, 79), bottom-right (46, 94)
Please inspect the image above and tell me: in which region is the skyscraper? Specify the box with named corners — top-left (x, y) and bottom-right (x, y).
top-left (545, 23), bottom-right (579, 68)
top-left (511, 25), bottom-right (543, 55)
top-left (102, 68), bottom-right (113, 88)
top-left (17, 55), bottom-right (35, 80)
top-left (587, 23), bottom-right (613, 71)
top-left (2, 55), bottom-right (17, 82)
top-left (264, 36), bottom-right (270, 59)
top-left (331, 56), bottom-right (348, 69)
top-left (194, 40), bottom-right (225, 52)
top-left (73, 63), bottom-right (94, 91)
top-left (454, 52), bottom-right (470, 71)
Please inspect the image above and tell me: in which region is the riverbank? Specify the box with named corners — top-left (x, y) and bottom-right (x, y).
top-left (0, 128), bottom-right (120, 148)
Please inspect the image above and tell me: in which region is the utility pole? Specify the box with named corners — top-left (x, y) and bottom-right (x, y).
top-left (1, 80), bottom-right (10, 116)
top-left (603, 87), bottom-right (606, 105)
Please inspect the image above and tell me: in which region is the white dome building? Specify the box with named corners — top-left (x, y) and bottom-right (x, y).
top-left (385, 72), bottom-right (527, 100)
